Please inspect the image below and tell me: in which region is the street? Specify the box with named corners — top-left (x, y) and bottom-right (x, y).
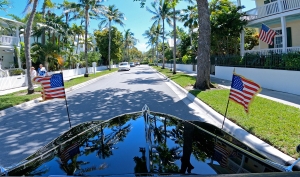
top-left (0, 65), bottom-right (204, 167)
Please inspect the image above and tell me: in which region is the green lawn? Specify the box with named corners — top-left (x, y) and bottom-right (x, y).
top-left (0, 69), bottom-right (117, 111)
top-left (153, 66), bottom-right (300, 158)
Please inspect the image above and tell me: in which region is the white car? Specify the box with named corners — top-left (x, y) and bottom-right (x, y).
top-left (118, 62), bottom-right (130, 71)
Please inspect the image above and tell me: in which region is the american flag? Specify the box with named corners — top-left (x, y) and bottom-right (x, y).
top-left (33, 73), bottom-right (66, 100)
top-left (229, 73), bottom-right (261, 113)
top-left (213, 144), bottom-right (238, 168)
top-left (60, 143), bottom-right (80, 163)
top-left (259, 24), bottom-right (276, 45)
top-left (213, 144), bottom-right (229, 168)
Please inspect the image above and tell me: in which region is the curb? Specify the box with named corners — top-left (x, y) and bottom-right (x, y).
top-left (0, 71), bottom-right (116, 118)
top-left (152, 67), bottom-right (295, 164)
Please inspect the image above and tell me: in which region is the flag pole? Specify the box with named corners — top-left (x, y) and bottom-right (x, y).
top-left (222, 68), bottom-right (235, 129)
top-left (61, 72), bottom-right (72, 128)
top-left (221, 98), bottom-right (230, 129)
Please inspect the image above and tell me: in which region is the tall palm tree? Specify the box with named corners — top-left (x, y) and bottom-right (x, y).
top-left (123, 29), bottom-right (137, 62)
top-left (24, 0), bottom-right (39, 94)
top-left (70, 24), bottom-right (85, 55)
top-left (143, 25), bottom-right (157, 63)
top-left (67, 0), bottom-right (106, 77)
top-left (147, 0), bottom-right (172, 69)
top-left (98, 5), bottom-right (125, 70)
top-left (167, 0), bottom-right (194, 74)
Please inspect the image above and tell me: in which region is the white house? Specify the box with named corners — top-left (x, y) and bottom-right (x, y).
top-left (239, 0), bottom-right (300, 56)
top-left (0, 17), bottom-right (24, 72)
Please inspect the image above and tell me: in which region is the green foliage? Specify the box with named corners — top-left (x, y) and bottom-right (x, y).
top-left (282, 52), bottom-right (300, 70)
top-left (79, 51), bottom-right (101, 66)
top-left (9, 69), bottom-right (25, 76)
top-left (244, 28), bottom-right (259, 50)
top-left (210, 0), bottom-right (247, 55)
top-left (182, 55), bottom-right (189, 64)
top-left (94, 27), bottom-right (123, 65)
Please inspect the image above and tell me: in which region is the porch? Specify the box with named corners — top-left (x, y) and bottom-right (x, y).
top-left (244, 46), bottom-right (300, 55)
top-left (0, 35), bottom-right (18, 46)
top-left (244, 0), bottom-right (300, 21)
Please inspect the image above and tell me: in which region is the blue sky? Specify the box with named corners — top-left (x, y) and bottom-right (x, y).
top-left (0, 0), bottom-right (256, 52)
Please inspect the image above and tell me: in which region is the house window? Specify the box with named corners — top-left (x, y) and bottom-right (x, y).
top-left (274, 29), bottom-right (282, 48)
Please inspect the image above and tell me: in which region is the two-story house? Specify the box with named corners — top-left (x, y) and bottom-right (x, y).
top-left (239, 0), bottom-right (300, 55)
top-left (0, 17), bottom-right (24, 72)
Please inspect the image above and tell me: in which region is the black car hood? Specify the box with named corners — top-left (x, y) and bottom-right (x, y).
top-left (2, 107), bottom-right (296, 176)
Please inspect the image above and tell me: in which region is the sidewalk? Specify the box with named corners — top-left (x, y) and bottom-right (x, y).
top-left (175, 69), bottom-right (300, 109)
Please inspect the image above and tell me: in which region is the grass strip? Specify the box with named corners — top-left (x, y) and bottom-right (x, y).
top-left (0, 69), bottom-right (117, 111)
top-left (153, 66), bottom-right (300, 158)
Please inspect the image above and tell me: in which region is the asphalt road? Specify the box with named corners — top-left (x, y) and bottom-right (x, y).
top-left (0, 65), bottom-right (204, 167)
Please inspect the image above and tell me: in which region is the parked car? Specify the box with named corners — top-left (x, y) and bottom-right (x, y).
top-left (118, 62), bottom-right (130, 71)
top-left (2, 106), bottom-right (300, 176)
top-left (129, 62), bottom-right (135, 67)
top-left (135, 62), bottom-right (140, 66)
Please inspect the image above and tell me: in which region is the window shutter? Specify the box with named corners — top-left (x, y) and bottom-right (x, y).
top-left (287, 27), bottom-right (292, 47)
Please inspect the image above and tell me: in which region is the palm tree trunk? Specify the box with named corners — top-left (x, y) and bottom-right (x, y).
top-left (172, 6), bottom-right (176, 74)
top-left (194, 0), bottom-right (211, 90)
top-left (162, 19), bottom-right (165, 69)
top-left (84, 7), bottom-right (89, 77)
top-left (108, 20), bottom-right (112, 71)
top-left (25, 0), bottom-right (39, 94)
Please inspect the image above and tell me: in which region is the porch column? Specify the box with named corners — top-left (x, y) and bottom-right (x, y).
top-left (15, 26), bottom-right (21, 68)
top-left (277, 0), bottom-right (283, 12)
top-left (237, 0), bottom-right (245, 57)
top-left (281, 16), bottom-right (287, 53)
top-left (240, 30), bottom-right (245, 57)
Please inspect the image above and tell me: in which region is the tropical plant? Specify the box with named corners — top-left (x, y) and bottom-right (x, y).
top-left (94, 27), bottom-right (123, 65)
top-left (146, 0), bottom-right (172, 69)
top-left (123, 29), bottom-right (138, 62)
top-left (66, 0), bottom-right (106, 77)
top-left (98, 5), bottom-right (125, 70)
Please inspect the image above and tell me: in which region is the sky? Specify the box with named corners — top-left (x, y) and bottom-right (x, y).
top-left (0, 0), bottom-right (256, 52)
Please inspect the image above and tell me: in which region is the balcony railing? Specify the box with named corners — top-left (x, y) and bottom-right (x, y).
top-left (244, 46), bottom-right (300, 55)
top-left (243, 0), bottom-right (300, 21)
top-left (0, 35), bottom-right (18, 46)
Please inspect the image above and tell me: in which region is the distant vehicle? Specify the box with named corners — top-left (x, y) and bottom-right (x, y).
top-left (118, 62), bottom-right (130, 71)
top-left (135, 62), bottom-right (140, 66)
top-left (129, 62), bottom-right (135, 67)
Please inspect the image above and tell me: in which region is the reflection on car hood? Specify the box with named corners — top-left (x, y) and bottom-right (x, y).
top-left (3, 106), bottom-right (298, 176)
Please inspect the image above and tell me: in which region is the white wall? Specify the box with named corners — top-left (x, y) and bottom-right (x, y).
top-left (0, 74), bottom-right (26, 90)
top-left (215, 66), bottom-right (300, 96)
top-left (0, 65), bottom-right (114, 91)
top-left (159, 63), bottom-right (300, 96)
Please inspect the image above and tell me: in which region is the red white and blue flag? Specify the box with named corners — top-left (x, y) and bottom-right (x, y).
top-left (60, 143), bottom-right (80, 163)
top-left (259, 24), bottom-right (276, 45)
top-left (33, 73), bottom-right (66, 100)
top-left (229, 73), bottom-right (261, 113)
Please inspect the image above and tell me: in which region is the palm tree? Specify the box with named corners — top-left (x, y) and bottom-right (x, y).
top-left (147, 0), bottom-right (172, 69)
top-left (24, 0), bottom-right (39, 94)
top-left (123, 29), bottom-right (137, 62)
top-left (67, 0), bottom-right (106, 77)
top-left (143, 26), bottom-right (156, 62)
top-left (168, 0), bottom-right (194, 74)
top-left (70, 24), bottom-right (85, 55)
top-left (98, 5), bottom-right (125, 70)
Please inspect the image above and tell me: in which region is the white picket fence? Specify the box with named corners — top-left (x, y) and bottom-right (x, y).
top-left (0, 65), bottom-right (114, 91)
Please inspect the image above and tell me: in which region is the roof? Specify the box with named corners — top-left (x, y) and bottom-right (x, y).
top-left (0, 17), bottom-right (24, 28)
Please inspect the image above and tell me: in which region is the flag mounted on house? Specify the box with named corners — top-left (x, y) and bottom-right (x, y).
top-left (259, 24), bottom-right (276, 45)
top-left (229, 72), bottom-right (262, 113)
top-left (33, 73), bottom-right (66, 101)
